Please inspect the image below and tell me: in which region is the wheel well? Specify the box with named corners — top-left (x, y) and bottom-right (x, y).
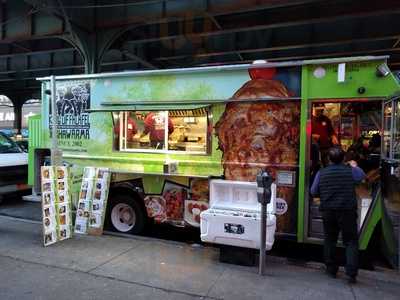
top-left (108, 185), bottom-right (147, 217)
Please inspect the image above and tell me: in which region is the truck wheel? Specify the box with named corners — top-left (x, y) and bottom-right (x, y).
top-left (107, 195), bottom-right (146, 234)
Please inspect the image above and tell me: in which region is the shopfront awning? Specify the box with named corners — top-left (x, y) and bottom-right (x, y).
top-left (85, 100), bottom-right (216, 113)
top-left (85, 97), bottom-right (301, 113)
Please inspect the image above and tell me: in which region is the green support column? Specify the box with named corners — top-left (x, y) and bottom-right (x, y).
top-left (11, 96), bottom-right (33, 135)
top-left (13, 102), bottom-right (22, 134)
top-left (297, 65), bottom-right (309, 243)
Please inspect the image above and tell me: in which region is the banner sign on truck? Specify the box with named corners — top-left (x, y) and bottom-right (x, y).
top-left (49, 80), bottom-right (91, 151)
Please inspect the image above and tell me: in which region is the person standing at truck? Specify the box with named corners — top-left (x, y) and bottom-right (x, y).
top-left (312, 104), bottom-right (339, 166)
top-left (310, 146), bottom-right (365, 284)
top-left (141, 112), bottom-right (174, 149)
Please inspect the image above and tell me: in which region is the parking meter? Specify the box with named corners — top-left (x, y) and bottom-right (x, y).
top-left (257, 171), bottom-right (273, 205)
top-left (256, 170), bottom-right (272, 276)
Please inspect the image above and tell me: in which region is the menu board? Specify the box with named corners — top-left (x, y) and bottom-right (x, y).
top-left (75, 167), bottom-right (111, 235)
top-left (41, 166), bottom-right (73, 246)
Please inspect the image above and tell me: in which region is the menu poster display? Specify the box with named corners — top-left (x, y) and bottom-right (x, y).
top-left (74, 169), bottom-right (93, 234)
top-left (41, 166), bottom-right (73, 246)
top-left (75, 167), bottom-right (111, 236)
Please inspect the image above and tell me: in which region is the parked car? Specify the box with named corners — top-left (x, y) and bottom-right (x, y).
top-left (0, 132), bottom-right (30, 203)
top-left (0, 128), bottom-right (15, 138)
top-left (0, 128), bottom-right (29, 151)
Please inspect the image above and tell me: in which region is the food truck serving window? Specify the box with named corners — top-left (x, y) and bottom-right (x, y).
top-left (113, 108), bottom-right (210, 154)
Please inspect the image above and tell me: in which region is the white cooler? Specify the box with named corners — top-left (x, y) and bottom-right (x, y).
top-left (200, 179), bottom-right (277, 250)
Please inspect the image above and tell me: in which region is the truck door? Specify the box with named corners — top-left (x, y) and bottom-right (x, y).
top-left (381, 96), bottom-right (400, 268)
top-left (308, 99), bottom-right (384, 240)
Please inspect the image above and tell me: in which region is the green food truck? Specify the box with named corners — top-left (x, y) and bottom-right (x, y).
top-left (28, 56), bottom-right (400, 266)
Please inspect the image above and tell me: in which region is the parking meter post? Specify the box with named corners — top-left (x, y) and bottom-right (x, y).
top-left (259, 200), bottom-right (267, 275)
top-left (257, 171), bottom-right (272, 276)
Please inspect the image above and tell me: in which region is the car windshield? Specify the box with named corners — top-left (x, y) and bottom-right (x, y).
top-left (0, 133), bottom-right (21, 153)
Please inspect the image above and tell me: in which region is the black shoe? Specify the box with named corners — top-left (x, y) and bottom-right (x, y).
top-left (346, 275), bottom-right (357, 284)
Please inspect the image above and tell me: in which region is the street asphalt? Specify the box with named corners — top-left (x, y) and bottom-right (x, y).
top-left (0, 215), bottom-right (399, 300)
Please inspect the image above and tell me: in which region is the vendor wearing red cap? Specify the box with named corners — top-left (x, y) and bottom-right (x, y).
top-left (312, 104), bottom-right (339, 165)
top-left (141, 112), bottom-right (174, 149)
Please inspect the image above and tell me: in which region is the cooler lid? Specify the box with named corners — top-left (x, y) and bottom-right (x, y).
top-left (209, 179), bottom-right (257, 212)
top-left (209, 179), bottom-right (276, 213)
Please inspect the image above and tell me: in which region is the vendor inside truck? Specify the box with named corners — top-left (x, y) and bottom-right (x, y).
top-left (141, 111), bottom-right (174, 149)
top-left (312, 103), bottom-right (339, 166)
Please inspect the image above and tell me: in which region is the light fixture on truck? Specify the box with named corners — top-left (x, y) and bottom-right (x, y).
top-left (376, 63), bottom-right (390, 77)
top-left (252, 60), bottom-right (267, 64)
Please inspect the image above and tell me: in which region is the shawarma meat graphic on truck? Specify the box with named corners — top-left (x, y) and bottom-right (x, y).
top-left (30, 56), bottom-right (400, 265)
top-left (216, 73), bottom-right (300, 233)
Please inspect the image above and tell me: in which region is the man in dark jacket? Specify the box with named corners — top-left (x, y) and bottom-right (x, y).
top-left (311, 146), bottom-right (365, 284)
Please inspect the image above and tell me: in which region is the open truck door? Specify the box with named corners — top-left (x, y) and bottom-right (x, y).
top-left (307, 99), bottom-right (385, 240)
top-left (381, 96), bottom-right (400, 268)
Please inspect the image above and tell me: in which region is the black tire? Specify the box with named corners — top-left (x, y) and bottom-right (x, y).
top-left (106, 194), bottom-right (146, 235)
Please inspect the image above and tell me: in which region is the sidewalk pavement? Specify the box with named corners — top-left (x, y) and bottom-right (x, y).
top-left (0, 215), bottom-right (399, 300)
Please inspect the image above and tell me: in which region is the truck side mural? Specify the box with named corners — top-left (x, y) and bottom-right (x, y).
top-left (39, 64), bottom-right (301, 236)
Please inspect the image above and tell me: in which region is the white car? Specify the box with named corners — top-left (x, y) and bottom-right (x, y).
top-left (0, 132), bottom-right (29, 202)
